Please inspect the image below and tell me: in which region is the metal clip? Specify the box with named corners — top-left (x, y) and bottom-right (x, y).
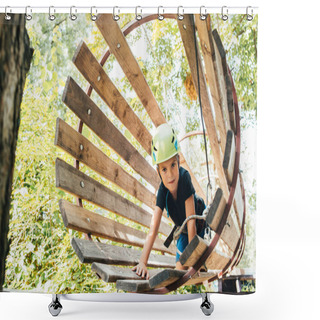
top-left (49, 6), bottom-right (56, 21)
top-left (113, 6), bottom-right (120, 21)
top-left (135, 6), bottom-right (142, 21)
top-left (158, 6), bottom-right (164, 21)
top-left (246, 6), bottom-right (253, 21)
top-left (91, 6), bottom-right (97, 21)
top-left (70, 6), bottom-right (77, 21)
top-left (177, 6), bottom-right (184, 20)
top-left (200, 6), bottom-right (207, 20)
top-left (5, 6), bottom-right (11, 21)
top-left (221, 6), bottom-right (228, 21)
top-left (25, 6), bottom-right (32, 21)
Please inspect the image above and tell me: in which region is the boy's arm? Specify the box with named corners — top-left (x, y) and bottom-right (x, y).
top-left (132, 205), bottom-right (163, 279)
top-left (185, 194), bottom-right (197, 243)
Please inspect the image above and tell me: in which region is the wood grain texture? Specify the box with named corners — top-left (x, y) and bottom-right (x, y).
top-left (179, 235), bottom-right (208, 267)
top-left (56, 158), bottom-right (173, 251)
top-left (91, 263), bottom-right (161, 282)
top-left (116, 279), bottom-right (151, 292)
top-left (223, 130), bottom-right (236, 185)
top-left (205, 250), bottom-right (230, 271)
top-left (55, 117), bottom-right (156, 210)
top-left (206, 188), bottom-right (226, 231)
top-left (62, 76), bottom-right (159, 189)
top-left (195, 14), bottom-right (227, 152)
top-left (72, 238), bottom-right (176, 268)
top-left (178, 14), bottom-right (228, 198)
top-left (59, 199), bottom-right (172, 249)
top-left (149, 269), bottom-right (186, 289)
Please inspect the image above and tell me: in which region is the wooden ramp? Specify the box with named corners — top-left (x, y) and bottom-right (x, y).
top-left (55, 13), bottom-right (249, 294)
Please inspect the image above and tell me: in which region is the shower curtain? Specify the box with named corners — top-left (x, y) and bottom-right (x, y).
top-left (1, 9), bottom-right (257, 296)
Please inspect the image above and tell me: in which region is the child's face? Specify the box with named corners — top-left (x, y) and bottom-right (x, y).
top-left (158, 156), bottom-right (179, 194)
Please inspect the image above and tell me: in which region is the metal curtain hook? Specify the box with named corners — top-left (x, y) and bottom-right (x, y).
top-left (221, 6), bottom-right (228, 21)
top-left (5, 6), bottom-right (11, 21)
top-left (200, 6), bottom-right (207, 20)
top-left (177, 6), bottom-right (184, 20)
top-left (158, 6), bottom-right (164, 21)
top-left (113, 6), bottom-right (120, 21)
top-left (246, 6), bottom-right (253, 21)
top-left (70, 6), bottom-right (77, 21)
top-left (49, 6), bottom-right (56, 21)
top-left (25, 6), bottom-right (32, 21)
top-left (135, 6), bottom-right (142, 20)
top-left (91, 6), bottom-right (97, 21)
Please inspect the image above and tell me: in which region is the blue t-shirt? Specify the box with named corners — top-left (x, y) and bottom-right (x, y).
top-left (156, 167), bottom-right (205, 229)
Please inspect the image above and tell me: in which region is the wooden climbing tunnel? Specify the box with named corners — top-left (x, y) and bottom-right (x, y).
top-left (54, 13), bottom-right (252, 294)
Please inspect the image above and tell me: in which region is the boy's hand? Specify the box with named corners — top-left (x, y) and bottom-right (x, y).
top-left (132, 262), bottom-right (150, 280)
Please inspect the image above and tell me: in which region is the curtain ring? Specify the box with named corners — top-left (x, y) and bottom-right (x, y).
top-left (177, 6), bottom-right (184, 20)
top-left (49, 6), bottom-right (56, 21)
top-left (5, 6), bottom-right (11, 21)
top-left (246, 6), bottom-right (253, 21)
top-left (221, 6), bottom-right (228, 21)
top-left (91, 6), bottom-right (97, 21)
top-left (135, 6), bottom-right (142, 21)
top-left (158, 6), bottom-right (164, 21)
top-left (200, 6), bottom-right (207, 20)
top-left (70, 6), bottom-right (77, 21)
top-left (25, 6), bottom-right (32, 21)
top-left (113, 6), bottom-right (120, 21)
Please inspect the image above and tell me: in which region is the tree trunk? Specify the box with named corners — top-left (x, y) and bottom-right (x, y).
top-left (0, 14), bottom-right (33, 291)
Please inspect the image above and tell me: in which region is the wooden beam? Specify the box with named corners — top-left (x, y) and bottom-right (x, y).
top-left (223, 130), bottom-right (236, 185)
top-left (56, 158), bottom-right (174, 255)
top-left (195, 14), bottom-right (227, 152)
top-left (55, 117), bottom-right (156, 210)
top-left (178, 14), bottom-right (229, 198)
top-left (72, 41), bottom-right (151, 155)
top-left (62, 76), bottom-right (160, 190)
top-left (59, 199), bottom-right (172, 248)
top-left (91, 263), bottom-right (161, 283)
top-left (116, 279), bottom-right (151, 293)
top-left (149, 269), bottom-right (186, 289)
top-left (72, 238), bottom-right (176, 268)
top-left (212, 29), bottom-right (236, 133)
top-left (179, 235), bottom-right (208, 267)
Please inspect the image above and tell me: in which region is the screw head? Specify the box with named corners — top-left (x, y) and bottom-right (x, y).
top-left (80, 181), bottom-right (85, 188)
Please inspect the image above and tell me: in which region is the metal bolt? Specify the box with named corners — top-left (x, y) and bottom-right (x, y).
top-left (87, 218), bottom-right (90, 223)
top-left (97, 75), bottom-right (101, 81)
top-left (80, 181), bottom-right (85, 188)
top-left (183, 24), bottom-right (187, 30)
top-left (87, 109), bottom-right (91, 115)
top-left (80, 144), bottom-right (84, 151)
top-left (117, 43), bottom-right (121, 49)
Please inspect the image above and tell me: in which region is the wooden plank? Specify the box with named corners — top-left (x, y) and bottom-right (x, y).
top-left (116, 279), bottom-right (151, 293)
top-left (223, 130), bottom-right (236, 185)
top-left (62, 76), bottom-right (160, 190)
top-left (72, 41), bottom-right (151, 155)
top-left (94, 14), bottom-right (205, 201)
top-left (195, 14), bottom-right (227, 152)
top-left (206, 188), bottom-right (226, 231)
top-left (149, 269), bottom-right (186, 289)
top-left (55, 117), bottom-right (156, 210)
top-left (72, 238), bottom-right (176, 268)
top-left (212, 29), bottom-right (236, 133)
top-left (220, 209), bottom-right (241, 252)
top-left (59, 199), bottom-right (172, 248)
top-left (95, 14), bottom-right (166, 128)
top-left (205, 250), bottom-right (230, 271)
top-left (234, 176), bottom-right (244, 227)
top-left (179, 235), bottom-right (208, 267)
top-left (178, 14), bottom-right (229, 198)
top-left (91, 263), bottom-right (161, 283)
top-left (184, 271), bottom-right (218, 286)
top-left (56, 158), bottom-right (174, 254)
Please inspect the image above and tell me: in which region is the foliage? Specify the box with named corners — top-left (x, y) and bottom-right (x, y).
top-left (4, 13), bottom-right (257, 294)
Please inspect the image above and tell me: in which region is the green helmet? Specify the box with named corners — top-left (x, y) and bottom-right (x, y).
top-left (152, 124), bottom-right (180, 165)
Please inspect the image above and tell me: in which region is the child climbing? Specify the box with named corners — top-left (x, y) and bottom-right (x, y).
top-left (132, 123), bottom-right (206, 280)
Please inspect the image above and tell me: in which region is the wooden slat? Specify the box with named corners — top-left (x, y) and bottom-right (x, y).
top-left (55, 117), bottom-right (156, 210)
top-left (91, 263), bottom-right (161, 283)
top-left (220, 208), bottom-right (241, 252)
top-left (223, 130), bottom-right (236, 185)
top-left (56, 158), bottom-right (173, 253)
top-left (149, 269), bottom-right (186, 289)
top-left (59, 199), bottom-right (172, 250)
top-left (178, 14), bottom-right (229, 198)
top-left (116, 279), bottom-right (151, 293)
top-left (234, 178), bottom-right (244, 227)
top-left (72, 238), bottom-right (176, 268)
top-left (212, 29), bottom-right (236, 133)
top-left (183, 271), bottom-right (218, 286)
top-left (195, 14), bottom-right (227, 152)
top-left (94, 14), bottom-right (205, 200)
top-left (205, 250), bottom-right (230, 271)
top-left (62, 76), bottom-right (160, 190)
top-left (72, 41), bottom-right (151, 155)
top-left (179, 235), bottom-right (208, 267)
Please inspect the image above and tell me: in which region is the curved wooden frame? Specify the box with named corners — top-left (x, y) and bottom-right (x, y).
top-left (72, 14), bottom-right (246, 293)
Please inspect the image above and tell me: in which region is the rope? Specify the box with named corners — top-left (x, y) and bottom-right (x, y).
top-left (192, 15), bottom-right (212, 205)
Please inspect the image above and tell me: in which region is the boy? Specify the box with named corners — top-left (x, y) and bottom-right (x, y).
top-left (132, 123), bottom-right (206, 280)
